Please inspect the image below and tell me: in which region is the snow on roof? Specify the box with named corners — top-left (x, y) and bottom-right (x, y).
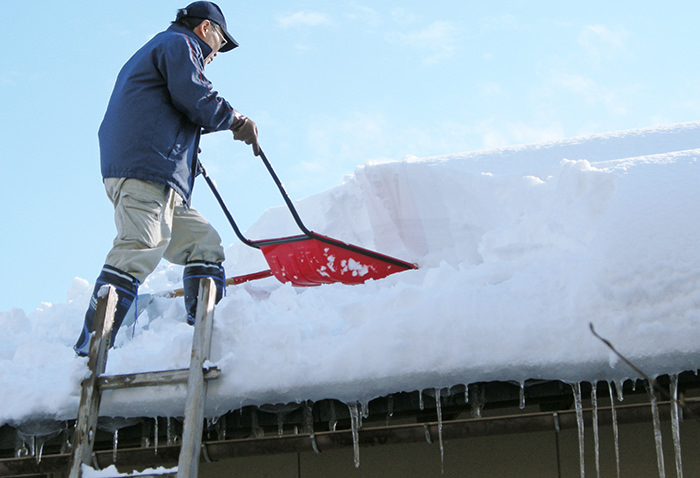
top-left (2, 122), bottom-right (700, 425)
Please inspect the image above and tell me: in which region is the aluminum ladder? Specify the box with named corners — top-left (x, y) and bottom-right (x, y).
top-left (67, 278), bottom-right (220, 478)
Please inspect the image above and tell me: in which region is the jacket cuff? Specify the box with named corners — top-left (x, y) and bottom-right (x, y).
top-left (229, 112), bottom-right (247, 131)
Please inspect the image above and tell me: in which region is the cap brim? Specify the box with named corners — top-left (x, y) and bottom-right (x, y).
top-left (219, 28), bottom-right (238, 52)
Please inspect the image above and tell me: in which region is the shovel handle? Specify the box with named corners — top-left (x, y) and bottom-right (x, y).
top-left (168, 270), bottom-right (274, 298)
top-left (199, 161), bottom-right (259, 249)
top-left (200, 148), bottom-right (315, 250)
top-left (257, 149), bottom-right (314, 237)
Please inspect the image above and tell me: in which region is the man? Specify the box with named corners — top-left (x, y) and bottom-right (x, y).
top-left (73, 1), bottom-right (259, 356)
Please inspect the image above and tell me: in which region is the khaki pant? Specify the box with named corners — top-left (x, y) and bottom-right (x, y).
top-left (103, 178), bottom-right (225, 284)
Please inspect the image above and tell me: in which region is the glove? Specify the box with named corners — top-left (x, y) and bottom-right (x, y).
top-left (230, 116), bottom-right (260, 156)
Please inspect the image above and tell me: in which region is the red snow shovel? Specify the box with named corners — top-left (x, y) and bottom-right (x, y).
top-left (200, 149), bottom-right (417, 286)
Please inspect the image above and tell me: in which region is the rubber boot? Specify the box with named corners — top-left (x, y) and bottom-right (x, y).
top-left (183, 261), bottom-right (225, 325)
top-left (73, 265), bottom-right (139, 356)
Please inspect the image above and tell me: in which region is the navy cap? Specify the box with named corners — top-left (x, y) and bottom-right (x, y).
top-left (177, 1), bottom-right (238, 52)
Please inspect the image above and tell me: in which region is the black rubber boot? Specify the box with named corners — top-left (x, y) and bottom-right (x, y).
top-left (183, 261), bottom-right (225, 325)
top-left (73, 265), bottom-right (139, 356)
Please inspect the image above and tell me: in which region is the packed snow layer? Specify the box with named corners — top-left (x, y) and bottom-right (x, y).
top-left (2, 122), bottom-right (700, 425)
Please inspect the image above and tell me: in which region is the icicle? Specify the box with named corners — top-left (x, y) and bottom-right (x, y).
top-left (419, 389), bottom-right (425, 411)
top-left (166, 417), bottom-right (178, 446)
top-left (277, 413), bottom-right (285, 437)
top-left (553, 412), bottom-right (562, 477)
top-left (464, 384), bottom-right (469, 405)
top-left (670, 375), bottom-right (683, 478)
top-left (32, 437), bottom-right (42, 462)
top-left (32, 437), bottom-right (41, 463)
top-left (329, 401), bottom-right (338, 432)
top-left (15, 442), bottom-right (29, 458)
top-left (591, 382), bottom-right (600, 478)
top-left (218, 414), bottom-right (227, 441)
top-left (112, 429), bottom-right (119, 463)
top-left (206, 416), bottom-right (223, 440)
top-left (423, 424), bottom-right (433, 444)
top-left (16, 419), bottom-right (62, 464)
top-left (206, 417), bottom-right (214, 440)
top-left (571, 382), bottom-right (585, 478)
top-left (62, 421), bottom-right (72, 454)
top-left (251, 408), bottom-right (264, 438)
top-left (310, 434), bottom-right (321, 455)
top-left (646, 380), bottom-right (666, 478)
top-left (519, 382), bottom-right (526, 410)
top-left (607, 381), bottom-right (621, 478)
top-left (36, 437), bottom-right (48, 464)
top-left (96, 417), bottom-right (139, 464)
top-left (348, 402), bottom-right (361, 468)
top-left (154, 417), bottom-right (159, 454)
top-left (304, 402), bottom-right (319, 454)
top-left (435, 388), bottom-right (445, 474)
top-left (615, 380), bottom-right (625, 402)
top-left (470, 385), bottom-right (484, 418)
top-left (21, 436), bottom-right (34, 460)
top-left (303, 401), bottom-right (320, 454)
top-left (141, 425), bottom-right (151, 449)
top-left (303, 402), bottom-right (314, 433)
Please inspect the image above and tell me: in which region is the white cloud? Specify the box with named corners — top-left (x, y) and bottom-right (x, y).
top-left (344, 4), bottom-right (381, 27)
top-left (303, 112), bottom-right (570, 173)
top-left (277, 11), bottom-right (333, 28)
top-left (390, 8), bottom-right (418, 26)
top-left (308, 113), bottom-right (388, 160)
top-left (292, 43), bottom-right (312, 54)
top-left (481, 14), bottom-right (530, 32)
top-left (473, 120), bottom-right (565, 149)
top-left (578, 25), bottom-right (629, 60)
top-left (550, 72), bottom-right (628, 116)
top-left (390, 20), bottom-right (458, 64)
top-left (480, 82), bottom-right (502, 97)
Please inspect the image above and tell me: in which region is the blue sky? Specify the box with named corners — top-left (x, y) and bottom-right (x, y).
top-left (2, 1), bottom-right (700, 312)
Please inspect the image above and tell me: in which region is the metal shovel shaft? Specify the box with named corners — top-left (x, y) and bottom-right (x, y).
top-left (199, 150), bottom-right (417, 286)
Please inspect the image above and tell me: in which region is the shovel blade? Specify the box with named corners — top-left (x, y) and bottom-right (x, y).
top-left (256, 233), bottom-right (416, 286)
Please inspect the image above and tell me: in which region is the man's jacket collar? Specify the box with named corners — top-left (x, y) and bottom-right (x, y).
top-left (167, 23), bottom-right (213, 59)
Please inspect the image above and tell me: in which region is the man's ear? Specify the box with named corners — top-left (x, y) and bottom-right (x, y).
top-left (201, 19), bottom-right (212, 34)
top-left (193, 19), bottom-right (211, 41)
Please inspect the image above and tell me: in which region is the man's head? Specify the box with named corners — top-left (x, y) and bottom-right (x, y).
top-left (174, 1), bottom-right (238, 62)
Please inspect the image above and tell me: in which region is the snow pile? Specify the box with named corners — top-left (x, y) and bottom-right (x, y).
top-left (1, 122), bottom-right (700, 425)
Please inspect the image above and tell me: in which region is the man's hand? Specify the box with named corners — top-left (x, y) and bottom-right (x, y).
top-left (230, 116), bottom-right (260, 156)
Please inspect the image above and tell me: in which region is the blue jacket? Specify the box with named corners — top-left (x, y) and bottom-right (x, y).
top-left (99, 24), bottom-right (239, 206)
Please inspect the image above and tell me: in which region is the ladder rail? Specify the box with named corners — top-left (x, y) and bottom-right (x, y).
top-left (68, 285), bottom-right (119, 478)
top-left (177, 278), bottom-right (217, 478)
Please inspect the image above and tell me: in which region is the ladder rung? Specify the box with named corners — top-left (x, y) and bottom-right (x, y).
top-left (99, 367), bottom-right (221, 390)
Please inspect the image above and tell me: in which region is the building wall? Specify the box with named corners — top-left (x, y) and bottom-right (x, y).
top-left (199, 418), bottom-right (700, 477)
